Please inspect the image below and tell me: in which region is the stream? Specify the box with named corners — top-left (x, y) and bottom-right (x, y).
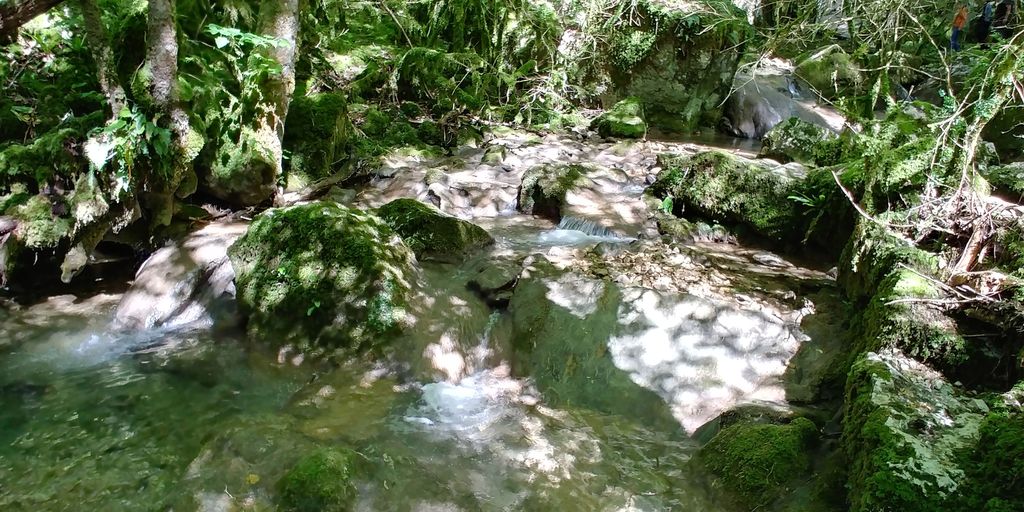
top-left (0, 134), bottom-right (844, 511)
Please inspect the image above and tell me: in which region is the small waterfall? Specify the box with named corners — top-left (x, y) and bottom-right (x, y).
top-left (556, 216), bottom-right (618, 238)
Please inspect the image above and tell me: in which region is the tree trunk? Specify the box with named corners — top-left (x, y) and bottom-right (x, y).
top-left (79, 0), bottom-right (126, 116)
top-left (0, 0), bottom-right (66, 43)
top-left (253, 0), bottom-right (300, 158)
top-left (142, 0), bottom-right (198, 226)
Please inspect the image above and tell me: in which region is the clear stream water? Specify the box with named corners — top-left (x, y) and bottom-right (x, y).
top-left (0, 220), bottom-right (745, 511)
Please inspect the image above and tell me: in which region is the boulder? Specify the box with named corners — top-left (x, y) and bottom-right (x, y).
top-left (466, 255), bottom-right (524, 306)
top-left (278, 448), bottom-right (360, 512)
top-left (114, 221), bottom-right (247, 331)
top-left (699, 417), bottom-right (818, 509)
top-left (759, 117), bottom-right (840, 165)
top-left (283, 92), bottom-right (353, 190)
top-left (517, 163), bottom-right (589, 221)
top-left (598, 0), bottom-right (752, 132)
top-left (648, 151), bottom-right (805, 241)
top-left (376, 198), bottom-right (494, 263)
top-left (590, 97), bottom-right (647, 139)
top-left (982, 161), bottom-right (1024, 200)
top-left (228, 202), bottom-right (418, 354)
top-left (722, 65), bottom-right (845, 139)
top-left (795, 45), bottom-right (864, 101)
top-left (204, 127), bottom-right (279, 206)
top-left (843, 349), bottom-right (988, 512)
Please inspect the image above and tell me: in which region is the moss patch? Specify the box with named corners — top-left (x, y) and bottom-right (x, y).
top-left (283, 92), bottom-right (353, 188)
top-left (590, 97), bottom-right (647, 139)
top-left (228, 202), bottom-right (417, 355)
top-left (700, 417), bottom-right (818, 509)
top-left (517, 163), bottom-right (589, 221)
top-left (376, 198), bottom-right (494, 262)
top-left (759, 117), bottom-right (839, 165)
top-left (278, 448), bottom-right (359, 512)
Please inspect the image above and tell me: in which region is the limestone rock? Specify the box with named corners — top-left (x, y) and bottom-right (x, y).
top-left (114, 221), bottom-right (247, 331)
top-left (228, 202), bottom-right (418, 354)
top-left (590, 97), bottom-right (647, 139)
top-left (376, 198), bottom-right (494, 263)
top-left (759, 117), bottom-right (840, 165)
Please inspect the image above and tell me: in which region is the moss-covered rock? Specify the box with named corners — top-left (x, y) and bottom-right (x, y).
top-left (590, 97), bottom-right (647, 138)
top-left (837, 219), bottom-right (938, 304)
top-left (600, 0), bottom-right (752, 132)
top-left (982, 161), bottom-right (1024, 200)
top-left (795, 45), bottom-right (865, 102)
top-left (376, 198), bottom-right (493, 263)
top-left (283, 92), bottom-right (353, 189)
top-left (228, 202), bottom-right (417, 354)
top-left (6, 195), bottom-right (71, 250)
top-left (842, 350), bottom-right (988, 512)
top-left (648, 151), bottom-right (804, 241)
top-left (958, 412), bottom-right (1024, 512)
top-left (278, 448), bottom-right (359, 512)
top-left (700, 417), bottom-right (818, 509)
top-left (517, 163), bottom-right (589, 221)
top-left (205, 127), bottom-right (279, 206)
top-left (759, 117), bottom-right (839, 165)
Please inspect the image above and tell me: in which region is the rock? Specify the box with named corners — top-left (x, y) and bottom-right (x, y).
top-left (324, 186), bottom-right (357, 205)
top-left (228, 202), bottom-right (418, 354)
top-left (114, 221), bottom-right (247, 331)
top-left (699, 417), bottom-right (818, 509)
top-left (466, 256), bottom-right (524, 306)
top-left (480, 144), bottom-right (508, 165)
top-left (508, 257), bottom-right (806, 432)
top-left (759, 117), bottom-right (840, 165)
top-left (722, 65), bottom-right (845, 139)
top-left (283, 92), bottom-right (353, 191)
top-left (517, 163), bottom-right (589, 221)
top-left (278, 448), bottom-right (359, 512)
top-left (376, 198), bottom-right (494, 263)
top-left (596, 0), bottom-right (752, 132)
top-left (982, 161), bottom-right (1024, 200)
top-left (843, 349), bottom-right (989, 512)
top-left (648, 151), bottom-right (805, 242)
top-left (204, 127), bottom-right (279, 206)
top-left (985, 108), bottom-right (1024, 161)
top-left (795, 45), bottom-right (864, 101)
top-left (590, 97), bottom-right (647, 139)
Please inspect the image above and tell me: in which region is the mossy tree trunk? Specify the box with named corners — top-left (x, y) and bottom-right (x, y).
top-left (140, 0), bottom-right (199, 226)
top-left (79, 0), bottom-right (127, 117)
top-left (0, 0), bottom-right (67, 43)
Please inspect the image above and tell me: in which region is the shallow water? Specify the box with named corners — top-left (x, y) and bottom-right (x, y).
top-left (0, 220), bottom-right (741, 511)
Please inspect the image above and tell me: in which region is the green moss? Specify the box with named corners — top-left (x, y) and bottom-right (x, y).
top-left (838, 219), bottom-right (938, 303)
top-left (590, 97), bottom-right (647, 139)
top-left (759, 117), bottom-right (839, 165)
top-left (278, 448), bottom-right (359, 512)
top-left (376, 198), bottom-right (493, 262)
top-left (207, 127), bottom-right (278, 206)
top-left (611, 30), bottom-right (658, 69)
top-left (701, 417), bottom-right (818, 509)
top-left (8, 195), bottom-right (71, 250)
top-left (795, 46), bottom-right (864, 101)
top-left (958, 412), bottom-right (1024, 512)
top-left (648, 151), bottom-right (803, 241)
top-left (399, 101), bottom-right (423, 118)
top-left (517, 163), bottom-right (588, 219)
top-left (415, 121), bottom-right (444, 147)
top-left (228, 202), bottom-right (417, 354)
top-left (283, 92), bottom-right (353, 186)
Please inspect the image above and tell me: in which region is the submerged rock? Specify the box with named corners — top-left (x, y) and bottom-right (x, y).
top-left (590, 97), bottom-right (647, 139)
top-left (278, 448), bottom-right (359, 512)
top-left (466, 255), bottom-right (524, 306)
top-left (114, 221), bottom-right (247, 331)
top-left (376, 198), bottom-right (494, 263)
top-left (228, 202), bottom-right (417, 354)
top-left (699, 417), bottom-right (818, 509)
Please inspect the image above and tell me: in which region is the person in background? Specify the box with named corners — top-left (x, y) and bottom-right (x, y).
top-left (977, 0), bottom-right (996, 43)
top-left (994, 0), bottom-right (1018, 39)
top-left (952, 4), bottom-right (969, 50)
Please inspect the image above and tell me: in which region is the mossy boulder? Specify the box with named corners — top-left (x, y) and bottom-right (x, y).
top-left (283, 92), bottom-right (353, 189)
top-left (648, 151), bottom-right (804, 241)
top-left (958, 412), bottom-right (1024, 512)
top-left (205, 127), bottom-right (279, 206)
top-left (517, 163), bottom-right (589, 221)
top-left (700, 417), bottom-right (818, 509)
top-left (759, 117), bottom-right (839, 165)
top-left (278, 448), bottom-right (359, 512)
top-left (376, 198), bottom-right (493, 263)
top-left (599, 0), bottom-right (752, 132)
top-left (795, 45), bottom-right (865, 101)
top-left (843, 350), bottom-right (989, 512)
top-left (981, 161), bottom-right (1024, 200)
top-left (590, 97), bottom-right (647, 138)
top-left (228, 202), bottom-right (417, 354)
top-left (838, 219), bottom-right (938, 304)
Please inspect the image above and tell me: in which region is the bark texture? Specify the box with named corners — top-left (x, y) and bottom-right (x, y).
top-left (79, 0), bottom-right (127, 115)
top-left (0, 0), bottom-right (66, 43)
